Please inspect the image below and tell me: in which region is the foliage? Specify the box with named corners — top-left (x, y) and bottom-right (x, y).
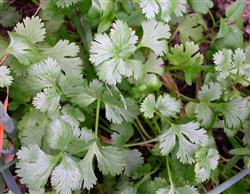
top-left (0, 0), bottom-right (250, 193)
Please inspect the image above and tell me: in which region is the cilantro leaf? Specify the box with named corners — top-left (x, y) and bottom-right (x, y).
top-left (51, 154), bottom-right (82, 194)
top-left (140, 94), bottom-right (181, 119)
top-left (32, 88), bottom-right (60, 114)
top-left (18, 109), bottom-right (47, 146)
top-left (47, 118), bottom-right (73, 151)
top-left (90, 20), bottom-right (139, 85)
top-left (16, 144), bottom-right (58, 191)
top-left (53, 0), bottom-right (80, 8)
top-left (198, 82), bottom-right (222, 102)
top-left (166, 41), bottom-right (204, 85)
top-left (0, 65), bottom-right (13, 87)
top-left (159, 122), bottom-right (208, 164)
top-left (140, 20), bottom-right (170, 56)
top-left (195, 147), bottom-right (219, 182)
top-left (139, 0), bottom-right (159, 19)
top-left (157, 185), bottom-right (199, 194)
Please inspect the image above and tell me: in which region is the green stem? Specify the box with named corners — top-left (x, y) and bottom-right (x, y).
top-left (124, 138), bottom-right (157, 148)
top-left (95, 99), bottom-right (101, 138)
top-left (166, 156), bottom-right (174, 189)
top-left (208, 10), bottom-right (217, 28)
top-left (153, 117), bottom-right (161, 134)
top-left (165, 65), bottom-right (214, 72)
top-left (71, 10), bottom-right (89, 54)
top-left (179, 94), bottom-right (198, 102)
top-left (136, 119), bottom-right (153, 139)
top-left (135, 164), bottom-right (161, 188)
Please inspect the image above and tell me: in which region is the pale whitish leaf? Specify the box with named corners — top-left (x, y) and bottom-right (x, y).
top-left (14, 16), bottom-right (45, 43)
top-left (195, 147), bottom-right (219, 182)
top-left (141, 20), bottom-right (170, 56)
top-left (105, 97), bottom-right (139, 124)
top-left (156, 94), bottom-right (181, 117)
top-left (80, 142), bottom-right (124, 189)
top-left (47, 118), bottom-right (73, 151)
top-left (42, 40), bottom-right (82, 75)
top-left (198, 82), bottom-right (222, 102)
top-left (221, 98), bottom-right (249, 129)
top-left (18, 108), bottom-right (47, 146)
top-left (140, 94), bottom-right (156, 119)
top-left (94, 142), bottom-right (124, 175)
top-left (195, 103), bottom-right (215, 128)
top-left (140, 0), bottom-right (159, 19)
top-left (159, 122), bottom-right (208, 164)
top-left (16, 144), bottom-right (57, 190)
top-left (120, 187), bottom-right (137, 194)
top-left (144, 52), bottom-right (164, 75)
top-left (7, 33), bottom-right (39, 65)
top-left (159, 0), bottom-right (187, 22)
top-left (213, 48), bottom-right (250, 82)
top-left (51, 154), bottom-right (82, 194)
top-left (0, 65), bottom-right (13, 87)
top-left (54, 0), bottom-right (80, 7)
top-left (32, 88), bottom-right (60, 114)
top-left (111, 123), bottom-right (134, 147)
top-left (90, 20), bottom-right (138, 84)
top-left (213, 49), bottom-right (233, 80)
top-left (140, 94), bottom-right (180, 119)
top-left (123, 149), bottom-right (143, 175)
top-left (157, 185), bottom-right (199, 194)
top-left (61, 104), bottom-right (85, 123)
top-left (28, 58), bottom-right (61, 90)
top-left (80, 143), bottom-right (97, 190)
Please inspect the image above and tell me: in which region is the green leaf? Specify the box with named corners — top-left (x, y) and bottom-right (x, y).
top-left (198, 82), bottom-right (222, 102)
top-left (80, 142), bottom-right (124, 189)
top-left (53, 0), bottom-right (81, 8)
top-left (14, 16), bottom-right (45, 43)
top-left (178, 13), bottom-right (207, 43)
top-left (140, 94), bottom-right (181, 119)
top-left (140, 94), bottom-right (156, 118)
top-left (167, 41), bottom-right (204, 85)
top-left (226, 0), bottom-right (246, 28)
top-left (32, 88), bottom-right (60, 114)
top-left (94, 142), bottom-right (124, 175)
top-left (157, 185), bottom-right (199, 194)
top-left (42, 40), bottom-right (82, 75)
top-left (51, 154), bottom-right (82, 194)
top-left (195, 147), bottom-right (220, 182)
top-left (139, 0), bottom-right (159, 19)
top-left (123, 149), bottom-right (143, 175)
top-left (195, 103), bottom-right (215, 128)
top-left (105, 97), bottom-right (139, 124)
top-left (188, 0), bottom-right (213, 14)
top-left (221, 98), bottom-right (249, 130)
top-left (47, 118), bottom-right (73, 151)
top-left (213, 19), bottom-right (243, 50)
top-left (60, 75), bottom-right (97, 108)
top-left (18, 108), bottom-right (47, 146)
top-left (213, 48), bottom-right (250, 83)
top-left (90, 20), bottom-right (138, 85)
top-left (27, 58), bottom-right (61, 91)
top-left (16, 144), bottom-right (58, 191)
top-left (0, 65), bottom-right (13, 87)
top-left (140, 19), bottom-right (170, 56)
top-left (111, 123), bottom-right (134, 147)
top-left (159, 0), bottom-right (187, 22)
top-left (159, 122), bottom-right (208, 164)
top-left (0, 3), bottom-right (21, 27)
top-left (229, 148), bottom-right (250, 156)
